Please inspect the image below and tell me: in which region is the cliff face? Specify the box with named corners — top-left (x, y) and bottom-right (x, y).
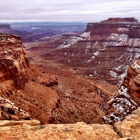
top-left (103, 59), bottom-right (140, 124)
top-left (0, 33), bottom-right (59, 124)
top-left (101, 17), bottom-right (138, 23)
top-left (42, 18), bottom-right (140, 85)
top-left (0, 34), bottom-right (28, 89)
top-left (86, 17), bottom-right (140, 37)
top-left (0, 34), bottom-right (31, 120)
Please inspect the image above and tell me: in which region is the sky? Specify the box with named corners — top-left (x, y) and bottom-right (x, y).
top-left (0, 0), bottom-right (140, 22)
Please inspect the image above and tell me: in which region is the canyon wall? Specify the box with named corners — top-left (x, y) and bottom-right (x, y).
top-left (0, 33), bottom-right (59, 124)
top-left (36, 18), bottom-right (140, 124)
top-left (103, 59), bottom-right (140, 124)
top-left (0, 34), bottom-right (28, 89)
top-left (42, 18), bottom-right (140, 85)
top-left (86, 17), bottom-right (140, 38)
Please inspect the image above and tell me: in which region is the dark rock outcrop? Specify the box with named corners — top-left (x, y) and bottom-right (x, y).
top-left (0, 96), bottom-right (30, 120)
top-left (101, 17), bottom-right (138, 23)
top-left (0, 24), bottom-right (11, 31)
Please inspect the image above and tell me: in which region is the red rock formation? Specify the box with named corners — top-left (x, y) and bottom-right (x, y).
top-left (27, 18), bottom-right (140, 124)
top-left (1, 18), bottom-right (139, 125)
top-left (86, 17), bottom-right (140, 38)
top-left (101, 17), bottom-right (138, 23)
top-left (103, 59), bottom-right (140, 124)
top-left (0, 34), bottom-right (28, 89)
top-left (0, 33), bottom-right (60, 124)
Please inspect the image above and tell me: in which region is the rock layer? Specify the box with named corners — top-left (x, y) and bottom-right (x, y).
top-left (41, 18), bottom-right (140, 85)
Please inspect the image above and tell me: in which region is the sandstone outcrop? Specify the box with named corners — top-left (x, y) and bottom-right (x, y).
top-left (0, 33), bottom-right (28, 89)
top-left (0, 33), bottom-right (60, 124)
top-left (103, 59), bottom-right (140, 124)
top-left (114, 107), bottom-right (140, 139)
top-left (0, 107), bottom-right (140, 140)
top-left (0, 34), bottom-right (31, 121)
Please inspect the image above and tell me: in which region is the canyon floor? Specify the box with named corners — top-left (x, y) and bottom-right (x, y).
top-left (25, 47), bottom-right (118, 124)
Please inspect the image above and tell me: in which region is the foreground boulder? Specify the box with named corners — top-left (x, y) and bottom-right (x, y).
top-left (0, 121), bottom-right (119, 140)
top-left (114, 107), bottom-right (140, 139)
top-left (0, 107), bottom-right (140, 140)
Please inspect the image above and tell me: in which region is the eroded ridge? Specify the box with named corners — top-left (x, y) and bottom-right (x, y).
top-left (103, 59), bottom-right (140, 124)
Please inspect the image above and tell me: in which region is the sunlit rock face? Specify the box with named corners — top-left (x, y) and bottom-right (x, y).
top-left (44, 17), bottom-right (140, 85)
top-left (0, 33), bottom-right (28, 89)
top-left (0, 33), bottom-right (60, 124)
top-left (0, 33), bottom-right (31, 121)
top-left (103, 59), bottom-right (140, 124)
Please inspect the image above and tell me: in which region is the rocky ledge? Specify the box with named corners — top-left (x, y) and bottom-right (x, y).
top-left (0, 107), bottom-right (139, 140)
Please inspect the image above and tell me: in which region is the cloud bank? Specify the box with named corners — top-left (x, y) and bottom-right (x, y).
top-left (0, 0), bottom-right (140, 22)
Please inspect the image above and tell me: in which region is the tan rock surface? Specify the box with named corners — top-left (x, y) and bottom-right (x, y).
top-left (0, 121), bottom-right (119, 140)
top-left (114, 107), bottom-right (140, 139)
top-left (0, 108), bottom-right (140, 140)
top-left (0, 119), bottom-right (40, 127)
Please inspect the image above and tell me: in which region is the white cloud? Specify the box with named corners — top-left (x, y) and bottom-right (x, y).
top-left (0, 0), bottom-right (140, 22)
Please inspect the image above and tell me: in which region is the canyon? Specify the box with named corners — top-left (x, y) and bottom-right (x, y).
top-left (25, 17), bottom-right (140, 124)
top-left (0, 17), bottom-right (140, 139)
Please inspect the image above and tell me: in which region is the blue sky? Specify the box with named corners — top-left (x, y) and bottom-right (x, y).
top-left (0, 0), bottom-right (140, 22)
